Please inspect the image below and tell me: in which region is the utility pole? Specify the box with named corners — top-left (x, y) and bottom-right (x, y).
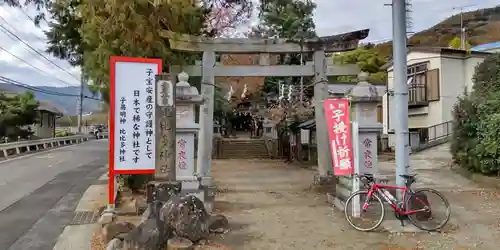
top-left (453, 5), bottom-right (475, 50)
top-left (155, 73), bottom-right (177, 181)
top-left (392, 0), bottom-right (410, 196)
top-left (77, 69), bottom-right (84, 133)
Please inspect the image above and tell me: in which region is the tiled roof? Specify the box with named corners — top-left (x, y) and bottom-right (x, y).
top-left (38, 101), bottom-right (63, 116)
top-left (471, 41), bottom-right (500, 51)
top-left (327, 83), bottom-right (386, 96)
top-left (382, 46), bottom-right (491, 70)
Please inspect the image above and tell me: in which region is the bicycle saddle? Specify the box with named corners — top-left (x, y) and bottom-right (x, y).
top-left (399, 174), bottom-right (417, 179)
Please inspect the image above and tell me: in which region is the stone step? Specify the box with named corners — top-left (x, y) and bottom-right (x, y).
top-left (219, 155), bottom-right (270, 159)
top-left (222, 147), bottom-right (267, 150)
top-left (220, 140), bottom-right (269, 159)
top-left (222, 144), bottom-right (266, 148)
top-left (223, 145), bottom-right (267, 148)
top-left (222, 142), bottom-right (265, 145)
top-left (222, 141), bottom-right (266, 145)
top-left (221, 149), bottom-right (268, 154)
top-left (222, 147), bottom-right (267, 151)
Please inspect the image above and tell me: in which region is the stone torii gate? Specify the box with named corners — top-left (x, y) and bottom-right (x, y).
top-left (161, 29), bottom-right (369, 194)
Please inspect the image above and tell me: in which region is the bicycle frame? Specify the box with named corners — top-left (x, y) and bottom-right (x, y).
top-left (363, 183), bottom-right (428, 215)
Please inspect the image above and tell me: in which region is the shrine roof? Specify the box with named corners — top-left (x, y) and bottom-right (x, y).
top-left (327, 83), bottom-right (385, 96)
top-left (298, 119), bottom-right (316, 129)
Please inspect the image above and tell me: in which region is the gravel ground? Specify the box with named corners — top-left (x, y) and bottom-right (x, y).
top-left (208, 153), bottom-right (500, 250)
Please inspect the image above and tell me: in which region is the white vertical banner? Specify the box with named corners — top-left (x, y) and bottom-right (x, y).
top-left (351, 121), bottom-right (361, 218)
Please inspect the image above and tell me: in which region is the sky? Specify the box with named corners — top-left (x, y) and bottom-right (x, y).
top-left (0, 0), bottom-right (498, 88)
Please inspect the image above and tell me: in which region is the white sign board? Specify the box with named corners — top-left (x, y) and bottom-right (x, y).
top-left (112, 59), bottom-right (160, 171)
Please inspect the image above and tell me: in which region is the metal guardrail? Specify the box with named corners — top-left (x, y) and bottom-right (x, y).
top-left (407, 121), bottom-right (453, 152)
top-left (0, 132), bottom-right (108, 159)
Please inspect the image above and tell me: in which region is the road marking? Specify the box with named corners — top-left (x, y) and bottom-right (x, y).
top-left (0, 140), bottom-right (106, 165)
top-left (47, 160), bottom-right (65, 168)
top-left (36, 154), bottom-right (55, 159)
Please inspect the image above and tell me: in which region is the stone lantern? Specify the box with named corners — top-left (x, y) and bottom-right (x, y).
top-left (333, 72), bottom-right (383, 210)
top-left (348, 72), bottom-right (382, 175)
top-left (174, 72), bottom-right (204, 189)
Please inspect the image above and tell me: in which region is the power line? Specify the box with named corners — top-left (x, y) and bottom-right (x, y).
top-left (0, 16), bottom-right (80, 82)
top-left (0, 44), bottom-right (78, 87)
top-left (1, 11), bottom-right (46, 44)
top-left (0, 76), bottom-right (101, 100)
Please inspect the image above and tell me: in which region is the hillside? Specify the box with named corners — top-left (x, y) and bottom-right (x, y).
top-left (374, 5), bottom-right (500, 58)
top-left (0, 82), bottom-right (103, 115)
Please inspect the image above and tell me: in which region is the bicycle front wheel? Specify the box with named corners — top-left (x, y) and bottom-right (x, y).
top-left (405, 188), bottom-right (451, 231)
top-left (344, 190), bottom-right (385, 232)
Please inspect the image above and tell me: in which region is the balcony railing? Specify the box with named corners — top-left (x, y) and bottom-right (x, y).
top-left (408, 84), bottom-right (428, 107)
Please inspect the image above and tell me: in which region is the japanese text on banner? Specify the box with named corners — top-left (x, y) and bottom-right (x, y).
top-left (324, 99), bottom-right (354, 176)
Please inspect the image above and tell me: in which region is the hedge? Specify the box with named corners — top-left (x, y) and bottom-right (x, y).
top-left (451, 53), bottom-right (500, 175)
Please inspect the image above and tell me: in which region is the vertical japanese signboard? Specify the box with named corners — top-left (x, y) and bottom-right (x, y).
top-left (324, 98), bottom-right (354, 176)
top-left (109, 56), bottom-right (162, 204)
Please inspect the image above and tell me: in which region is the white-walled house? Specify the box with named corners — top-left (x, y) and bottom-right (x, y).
top-left (382, 47), bottom-right (490, 149)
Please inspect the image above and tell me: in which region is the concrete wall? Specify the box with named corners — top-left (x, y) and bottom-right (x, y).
top-left (438, 55), bottom-right (484, 125)
top-left (56, 126), bottom-right (91, 134)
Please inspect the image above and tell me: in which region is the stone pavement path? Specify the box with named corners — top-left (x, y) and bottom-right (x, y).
top-left (0, 140), bottom-right (107, 250)
top-left (207, 144), bottom-right (500, 250)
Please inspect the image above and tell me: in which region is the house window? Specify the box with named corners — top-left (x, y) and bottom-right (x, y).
top-left (407, 63), bottom-right (429, 103)
top-left (407, 63), bottom-right (427, 75)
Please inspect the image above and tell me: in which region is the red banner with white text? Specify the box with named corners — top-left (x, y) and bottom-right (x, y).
top-left (324, 98), bottom-right (354, 176)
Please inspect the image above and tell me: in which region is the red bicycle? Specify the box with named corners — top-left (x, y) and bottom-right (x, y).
top-left (344, 173), bottom-right (451, 232)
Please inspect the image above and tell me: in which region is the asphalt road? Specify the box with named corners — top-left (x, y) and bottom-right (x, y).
top-left (0, 139), bottom-right (108, 250)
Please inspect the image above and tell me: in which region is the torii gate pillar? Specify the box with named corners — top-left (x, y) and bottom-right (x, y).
top-left (196, 51), bottom-right (216, 187)
top-left (312, 51), bottom-right (334, 184)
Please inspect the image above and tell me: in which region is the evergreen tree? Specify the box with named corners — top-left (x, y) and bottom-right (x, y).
top-left (0, 91), bottom-right (39, 138)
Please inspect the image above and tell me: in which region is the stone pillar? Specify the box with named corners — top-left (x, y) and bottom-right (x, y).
top-left (213, 121), bottom-right (222, 138)
top-left (333, 72), bottom-right (383, 210)
top-left (174, 72), bottom-right (215, 213)
top-left (196, 51), bottom-right (215, 187)
top-left (313, 50), bottom-right (335, 186)
top-left (262, 118), bottom-right (277, 139)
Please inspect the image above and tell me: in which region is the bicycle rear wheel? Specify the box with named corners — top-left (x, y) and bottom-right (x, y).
top-left (344, 190), bottom-right (385, 232)
top-left (405, 188), bottom-right (451, 231)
